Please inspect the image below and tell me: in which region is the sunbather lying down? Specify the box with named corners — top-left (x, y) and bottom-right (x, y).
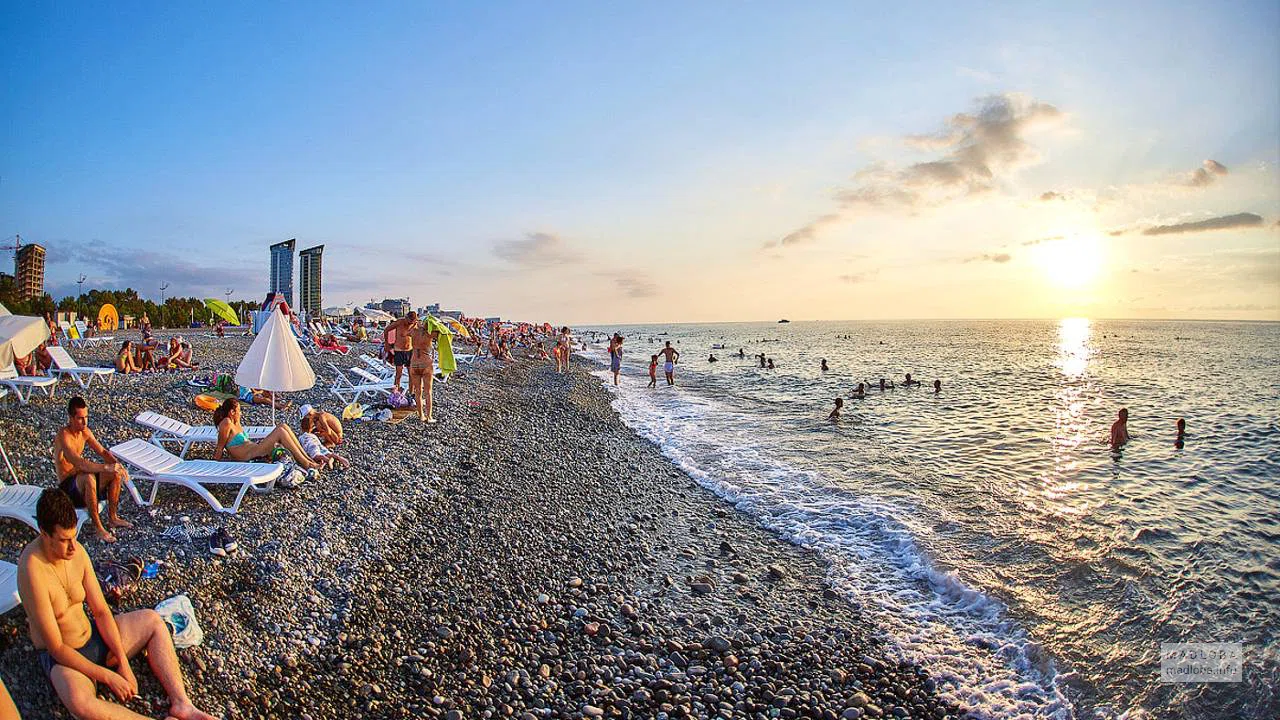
top-left (212, 399), bottom-right (320, 470)
top-left (236, 386), bottom-right (291, 410)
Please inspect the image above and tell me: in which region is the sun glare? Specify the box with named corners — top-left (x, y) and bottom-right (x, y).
top-left (1036, 233), bottom-right (1105, 290)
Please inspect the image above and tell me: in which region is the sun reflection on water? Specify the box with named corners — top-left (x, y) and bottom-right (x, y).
top-left (1043, 318), bottom-right (1097, 517)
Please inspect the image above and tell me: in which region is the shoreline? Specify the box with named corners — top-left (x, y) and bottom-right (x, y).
top-left (0, 335), bottom-right (958, 719)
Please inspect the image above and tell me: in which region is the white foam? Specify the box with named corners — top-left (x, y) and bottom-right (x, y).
top-left (593, 366), bottom-right (1075, 719)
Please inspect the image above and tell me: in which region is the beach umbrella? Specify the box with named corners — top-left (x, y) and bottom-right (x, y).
top-left (440, 317), bottom-right (470, 338)
top-left (204, 298), bottom-right (239, 326)
top-left (323, 305), bottom-right (354, 317)
top-left (235, 308), bottom-right (315, 424)
top-left (0, 303), bottom-right (9, 316)
top-left (0, 314), bottom-right (50, 370)
top-left (356, 306), bottom-right (394, 322)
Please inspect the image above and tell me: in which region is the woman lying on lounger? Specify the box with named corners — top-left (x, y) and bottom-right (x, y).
top-left (212, 399), bottom-right (321, 470)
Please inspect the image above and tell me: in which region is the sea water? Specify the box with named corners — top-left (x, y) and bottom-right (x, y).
top-left (581, 319), bottom-right (1280, 720)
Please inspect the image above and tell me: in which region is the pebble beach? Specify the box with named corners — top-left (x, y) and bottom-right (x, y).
top-left (0, 333), bottom-right (959, 720)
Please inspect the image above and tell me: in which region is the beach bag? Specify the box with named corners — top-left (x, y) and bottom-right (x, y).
top-left (156, 594), bottom-right (204, 648)
top-left (387, 387), bottom-right (412, 409)
top-left (97, 556), bottom-right (143, 606)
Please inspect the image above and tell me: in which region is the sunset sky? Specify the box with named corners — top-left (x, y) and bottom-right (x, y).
top-left (3, 1), bottom-right (1278, 323)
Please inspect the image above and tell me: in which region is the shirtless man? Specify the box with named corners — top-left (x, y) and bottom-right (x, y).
top-left (407, 319), bottom-right (441, 422)
top-left (18, 489), bottom-right (220, 720)
top-left (53, 396), bottom-right (132, 544)
top-left (298, 404), bottom-right (343, 446)
top-left (659, 341), bottom-right (680, 386)
top-left (382, 311), bottom-right (418, 391)
top-left (1109, 408), bottom-right (1130, 449)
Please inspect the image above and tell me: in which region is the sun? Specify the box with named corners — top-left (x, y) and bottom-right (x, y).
top-left (1035, 233), bottom-right (1105, 289)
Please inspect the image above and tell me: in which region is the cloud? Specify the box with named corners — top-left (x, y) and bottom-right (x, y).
top-left (1141, 212), bottom-right (1264, 236)
top-left (773, 93), bottom-right (1064, 248)
top-left (1021, 235), bottom-right (1062, 247)
top-left (597, 271), bottom-right (658, 298)
top-left (838, 271), bottom-right (877, 283)
top-left (1039, 191), bottom-right (1065, 201)
top-left (493, 232), bottom-right (582, 268)
top-left (1185, 159), bottom-right (1229, 188)
top-left (963, 252), bottom-right (1013, 264)
top-left (48, 239), bottom-right (257, 300)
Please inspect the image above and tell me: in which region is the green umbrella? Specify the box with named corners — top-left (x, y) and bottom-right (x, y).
top-left (204, 298), bottom-right (239, 325)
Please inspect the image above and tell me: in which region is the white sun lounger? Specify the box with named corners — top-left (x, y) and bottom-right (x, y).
top-left (328, 362), bottom-right (393, 404)
top-left (0, 364), bottom-right (58, 404)
top-left (0, 561), bottom-right (20, 614)
top-left (360, 354), bottom-right (395, 380)
top-left (111, 439), bottom-right (283, 514)
top-left (74, 321), bottom-right (113, 348)
top-left (0, 480), bottom-right (96, 533)
top-left (46, 346), bottom-right (115, 389)
top-left (134, 411), bottom-right (273, 458)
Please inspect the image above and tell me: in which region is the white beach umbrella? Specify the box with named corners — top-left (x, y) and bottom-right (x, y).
top-left (235, 308), bottom-right (316, 424)
top-left (323, 306), bottom-right (354, 317)
top-left (0, 314), bottom-right (50, 370)
top-left (0, 302), bottom-right (10, 316)
top-left (356, 306), bottom-right (394, 322)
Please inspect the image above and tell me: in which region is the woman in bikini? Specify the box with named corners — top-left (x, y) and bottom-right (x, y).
top-left (115, 341), bottom-right (141, 374)
top-left (212, 399), bottom-right (320, 469)
top-left (408, 319), bottom-right (440, 422)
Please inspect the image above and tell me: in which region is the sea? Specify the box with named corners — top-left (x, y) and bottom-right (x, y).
top-left (578, 319), bottom-right (1280, 720)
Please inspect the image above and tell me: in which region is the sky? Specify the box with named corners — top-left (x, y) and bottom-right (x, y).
top-left (2, 1), bottom-right (1278, 323)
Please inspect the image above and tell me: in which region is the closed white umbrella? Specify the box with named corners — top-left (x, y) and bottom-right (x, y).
top-left (235, 308), bottom-right (315, 424)
top-left (0, 303), bottom-right (10, 316)
top-left (0, 314), bottom-right (50, 370)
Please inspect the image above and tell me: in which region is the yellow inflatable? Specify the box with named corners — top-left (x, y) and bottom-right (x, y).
top-left (98, 304), bottom-right (119, 332)
top-left (194, 394), bottom-right (220, 412)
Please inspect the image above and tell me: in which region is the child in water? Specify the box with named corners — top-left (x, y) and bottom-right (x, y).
top-left (648, 355), bottom-right (658, 388)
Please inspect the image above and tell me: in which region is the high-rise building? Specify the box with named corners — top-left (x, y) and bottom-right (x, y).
top-left (15, 243), bottom-right (46, 300)
top-left (269, 239), bottom-right (296, 308)
top-left (298, 245), bottom-right (324, 317)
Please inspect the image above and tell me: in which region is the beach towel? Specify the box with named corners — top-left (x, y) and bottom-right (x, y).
top-left (425, 316), bottom-right (456, 374)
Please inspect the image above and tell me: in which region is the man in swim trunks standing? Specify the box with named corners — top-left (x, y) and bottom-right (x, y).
top-left (659, 341), bottom-right (680, 386)
top-left (52, 396), bottom-right (132, 544)
top-left (383, 311), bottom-right (418, 391)
top-left (18, 489), bottom-right (220, 720)
top-left (1110, 407), bottom-right (1130, 449)
top-left (407, 318), bottom-right (441, 423)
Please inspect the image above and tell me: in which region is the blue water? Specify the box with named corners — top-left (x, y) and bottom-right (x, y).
top-left (581, 319), bottom-right (1280, 720)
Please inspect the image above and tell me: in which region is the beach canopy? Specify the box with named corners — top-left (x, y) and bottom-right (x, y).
top-left (236, 308), bottom-right (315, 423)
top-left (323, 305), bottom-right (354, 317)
top-left (0, 314), bottom-right (50, 369)
top-left (204, 298), bottom-right (239, 326)
top-left (355, 306), bottom-right (394, 322)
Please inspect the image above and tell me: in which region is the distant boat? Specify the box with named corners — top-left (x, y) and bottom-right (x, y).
top-left (777, 319), bottom-right (790, 324)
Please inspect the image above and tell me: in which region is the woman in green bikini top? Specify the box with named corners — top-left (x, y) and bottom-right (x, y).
top-left (212, 399), bottom-right (321, 470)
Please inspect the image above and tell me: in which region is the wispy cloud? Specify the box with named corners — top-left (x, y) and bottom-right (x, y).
top-left (838, 271), bottom-right (877, 283)
top-left (1021, 235), bottom-right (1063, 247)
top-left (1141, 212), bottom-right (1264, 236)
top-left (597, 271), bottom-right (658, 298)
top-left (49, 239), bottom-right (256, 300)
top-left (1039, 191), bottom-right (1065, 201)
top-left (774, 93), bottom-right (1065, 248)
top-left (493, 232), bottom-right (582, 267)
top-left (962, 252), bottom-right (1013, 264)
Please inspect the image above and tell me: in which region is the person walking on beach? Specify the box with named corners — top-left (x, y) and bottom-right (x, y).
top-left (383, 311), bottom-right (418, 391)
top-left (53, 397), bottom-right (133, 544)
top-left (659, 341), bottom-right (680, 385)
top-left (1109, 408), bottom-right (1130, 449)
top-left (555, 326), bottom-right (572, 373)
top-left (408, 318), bottom-right (441, 422)
top-left (608, 333), bottom-right (624, 386)
top-left (648, 354), bottom-right (658, 388)
top-left (18, 489), bottom-right (221, 720)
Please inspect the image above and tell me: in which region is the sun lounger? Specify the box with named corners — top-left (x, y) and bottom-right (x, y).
top-left (111, 439), bottom-right (283, 514)
top-left (359, 354), bottom-right (395, 379)
top-left (75, 321), bottom-right (113, 348)
top-left (134, 411), bottom-right (273, 458)
top-left (0, 561), bottom-right (20, 614)
top-left (0, 364), bottom-right (58, 404)
top-left (328, 362), bottom-right (393, 404)
top-left (46, 346), bottom-right (115, 389)
top-left (0, 479), bottom-right (96, 533)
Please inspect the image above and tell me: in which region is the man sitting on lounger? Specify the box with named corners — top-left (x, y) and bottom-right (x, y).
top-left (18, 489), bottom-right (220, 720)
top-left (53, 396), bottom-right (133, 544)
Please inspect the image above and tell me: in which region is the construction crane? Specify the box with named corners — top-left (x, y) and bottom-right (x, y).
top-left (0, 234), bottom-right (22, 267)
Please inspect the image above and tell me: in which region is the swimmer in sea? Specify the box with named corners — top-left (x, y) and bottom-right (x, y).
top-left (903, 373), bottom-right (921, 387)
top-left (1109, 408), bottom-right (1130, 448)
top-left (708, 354), bottom-right (718, 363)
top-left (828, 397), bottom-right (843, 422)
top-left (933, 379), bottom-right (941, 393)
top-left (1175, 418), bottom-right (1186, 449)
top-left (879, 378), bottom-right (894, 391)
top-left (767, 358), bottom-right (775, 370)
top-left (821, 359), bottom-right (829, 372)
top-left (850, 382), bottom-right (865, 398)
top-left (759, 354), bottom-right (766, 369)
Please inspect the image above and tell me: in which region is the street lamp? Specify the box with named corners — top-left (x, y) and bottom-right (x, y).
top-left (76, 274), bottom-right (86, 320)
top-left (159, 282), bottom-right (169, 328)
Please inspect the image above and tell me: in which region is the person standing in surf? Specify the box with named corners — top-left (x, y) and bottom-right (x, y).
top-left (608, 333), bottom-right (624, 386)
top-left (648, 355), bottom-right (658, 388)
top-left (659, 341), bottom-right (680, 386)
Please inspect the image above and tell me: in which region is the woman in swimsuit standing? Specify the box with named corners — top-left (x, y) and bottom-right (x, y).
top-left (213, 399), bottom-right (320, 469)
top-left (608, 333), bottom-right (624, 385)
top-left (408, 319), bottom-right (440, 423)
top-left (556, 326), bottom-right (572, 374)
